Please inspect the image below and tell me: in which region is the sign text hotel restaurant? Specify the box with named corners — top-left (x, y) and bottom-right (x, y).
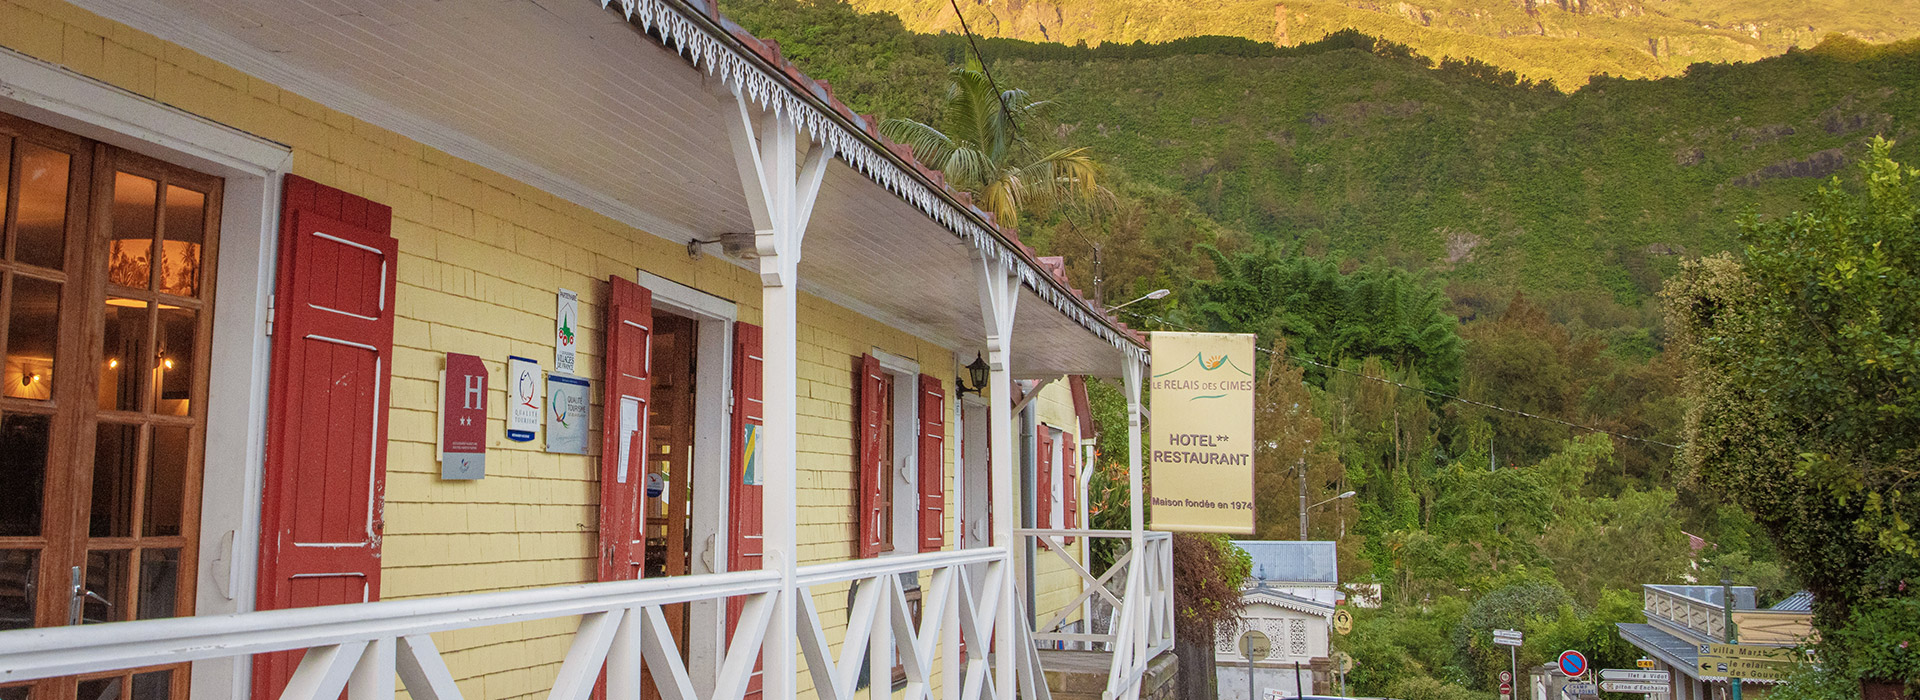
top-left (1148, 332), bottom-right (1257, 534)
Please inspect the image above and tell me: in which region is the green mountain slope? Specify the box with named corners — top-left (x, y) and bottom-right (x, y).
top-left (851, 0), bottom-right (1920, 87)
top-left (722, 0), bottom-right (1920, 306)
top-left (998, 34), bottom-right (1920, 302)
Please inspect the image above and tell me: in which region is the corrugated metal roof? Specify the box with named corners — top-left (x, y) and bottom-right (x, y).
top-left (1618, 623), bottom-right (1704, 680)
top-left (1231, 541), bottom-right (1338, 584)
top-left (1770, 591), bottom-right (1815, 612)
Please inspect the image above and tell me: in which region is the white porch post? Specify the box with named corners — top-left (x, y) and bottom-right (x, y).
top-left (977, 254), bottom-right (1020, 700)
top-left (1123, 358), bottom-right (1148, 675)
top-left (725, 89), bottom-right (829, 700)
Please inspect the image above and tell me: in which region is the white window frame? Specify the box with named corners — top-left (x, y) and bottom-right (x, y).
top-left (0, 45), bottom-right (293, 700)
top-left (869, 347), bottom-right (920, 556)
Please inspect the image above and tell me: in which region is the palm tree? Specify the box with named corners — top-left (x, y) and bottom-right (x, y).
top-left (879, 62), bottom-right (1102, 230)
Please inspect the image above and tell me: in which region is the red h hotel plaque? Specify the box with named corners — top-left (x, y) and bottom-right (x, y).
top-left (442, 352), bottom-right (488, 479)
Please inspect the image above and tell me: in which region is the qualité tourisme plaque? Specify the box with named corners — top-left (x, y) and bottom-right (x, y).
top-left (1148, 332), bottom-right (1257, 534)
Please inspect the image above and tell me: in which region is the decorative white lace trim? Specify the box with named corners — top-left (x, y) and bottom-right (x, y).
top-left (600, 0), bottom-right (1147, 364)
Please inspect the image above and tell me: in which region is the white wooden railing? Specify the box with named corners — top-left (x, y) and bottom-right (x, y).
top-left (0, 548), bottom-right (1039, 700)
top-left (1644, 585), bottom-right (1728, 641)
top-left (1017, 529), bottom-right (1174, 700)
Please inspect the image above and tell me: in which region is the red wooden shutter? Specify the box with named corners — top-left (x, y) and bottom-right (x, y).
top-left (1036, 426), bottom-right (1055, 531)
top-left (727, 322), bottom-right (765, 699)
top-left (598, 276), bottom-right (653, 582)
top-left (856, 354), bottom-right (885, 558)
top-left (917, 374), bottom-right (946, 553)
top-left (1062, 432), bottom-right (1078, 545)
top-left (253, 175), bottom-right (398, 697)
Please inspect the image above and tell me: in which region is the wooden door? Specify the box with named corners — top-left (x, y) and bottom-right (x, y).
top-left (0, 112), bottom-right (223, 700)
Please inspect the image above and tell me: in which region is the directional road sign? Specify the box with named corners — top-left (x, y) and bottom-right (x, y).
top-left (1697, 656), bottom-right (1796, 682)
top-left (1493, 629), bottom-right (1524, 647)
top-left (1563, 681), bottom-right (1599, 697)
top-left (1697, 644), bottom-right (1798, 662)
top-left (1601, 670), bottom-right (1670, 683)
top-left (1600, 681), bottom-right (1668, 694)
top-left (1558, 650), bottom-right (1590, 678)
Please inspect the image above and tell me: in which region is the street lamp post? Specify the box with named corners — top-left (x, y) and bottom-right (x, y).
top-left (1106, 288), bottom-right (1169, 313)
top-left (1299, 484), bottom-right (1356, 540)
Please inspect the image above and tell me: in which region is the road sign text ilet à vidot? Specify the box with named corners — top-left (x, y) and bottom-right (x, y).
top-left (1600, 670), bottom-right (1670, 683)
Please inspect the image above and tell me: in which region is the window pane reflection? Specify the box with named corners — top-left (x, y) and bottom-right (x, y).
top-left (75, 676), bottom-right (119, 700)
top-left (14, 143), bottom-right (70, 269)
top-left (4, 276), bottom-right (59, 400)
top-left (82, 550), bottom-right (128, 624)
top-left (0, 413), bottom-right (51, 537)
top-left (107, 172), bottom-right (158, 290)
top-left (136, 549), bottom-right (178, 621)
top-left (0, 550), bottom-right (36, 631)
top-left (100, 298), bottom-right (150, 412)
top-left (161, 186), bottom-right (205, 297)
top-left (131, 670), bottom-right (171, 700)
top-left (91, 423), bottom-right (140, 539)
top-left (153, 308), bottom-right (195, 416)
top-left (144, 427), bottom-right (188, 537)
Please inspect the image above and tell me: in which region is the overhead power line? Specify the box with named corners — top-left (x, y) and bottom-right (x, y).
top-left (1115, 308), bottom-right (1682, 450)
top-left (947, 0), bottom-right (1020, 138)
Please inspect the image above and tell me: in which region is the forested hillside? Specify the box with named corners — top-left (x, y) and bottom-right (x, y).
top-left (718, 1), bottom-right (1916, 695)
top-left (851, 0), bottom-right (1920, 87)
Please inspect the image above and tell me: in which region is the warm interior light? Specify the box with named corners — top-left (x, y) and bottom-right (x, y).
top-left (108, 357), bottom-right (120, 369)
top-left (22, 373), bottom-right (38, 386)
top-left (162, 357), bottom-right (175, 370)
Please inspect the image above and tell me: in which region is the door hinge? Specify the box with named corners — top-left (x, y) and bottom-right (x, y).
top-left (265, 294), bottom-right (275, 336)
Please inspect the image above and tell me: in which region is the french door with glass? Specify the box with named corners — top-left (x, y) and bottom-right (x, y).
top-left (0, 112), bottom-right (221, 700)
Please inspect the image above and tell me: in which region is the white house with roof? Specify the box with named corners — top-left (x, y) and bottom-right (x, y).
top-left (1216, 541), bottom-right (1343, 700)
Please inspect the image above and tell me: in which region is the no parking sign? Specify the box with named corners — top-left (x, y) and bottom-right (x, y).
top-left (1559, 650), bottom-right (1590, 678)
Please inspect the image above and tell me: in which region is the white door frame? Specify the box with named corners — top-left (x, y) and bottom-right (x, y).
top-left (0, 45), bottom-right (293, 700)
top-left (634, 270), bottom-right (735, 695)
top-left (959, 395), bottom-right (991, 549)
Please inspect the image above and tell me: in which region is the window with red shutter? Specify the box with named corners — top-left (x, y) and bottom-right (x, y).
top-left (1036, 425), bottom-right (1055, 531)
top-left (598, 276), bottom-right (653, 583)
top-left (855, 354), bottom-right (886, 558)
top-left (1062, 432), bottom-right (1078, 545)
top-left (254, 175), bottom-right (398, 698)
top-left (727, 321), bottom-right (765, 699)
top-left (917, 374), bottom-right (945, 553)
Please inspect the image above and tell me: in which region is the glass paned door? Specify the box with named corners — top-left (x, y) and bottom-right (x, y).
top-left (0, 112), bottom-right (221, 700)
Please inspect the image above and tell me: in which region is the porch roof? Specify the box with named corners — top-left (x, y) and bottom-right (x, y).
top-left (79, 0), bottom-right (1145, 378)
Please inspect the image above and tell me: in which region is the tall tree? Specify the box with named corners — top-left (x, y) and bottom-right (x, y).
top-left (879, 62), bottom-right (1102, 229)
top-left (1664, 138), bottom-right (1920, 689)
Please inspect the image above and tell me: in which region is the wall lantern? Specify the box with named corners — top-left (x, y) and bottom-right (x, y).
top-left (956, 353), bottom-right (991, 397)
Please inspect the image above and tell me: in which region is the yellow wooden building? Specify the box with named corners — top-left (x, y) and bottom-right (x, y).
top-left (0, 1), bottom-right (1175, 699)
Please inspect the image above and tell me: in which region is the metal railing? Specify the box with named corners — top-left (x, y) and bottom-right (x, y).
top-left (0, 548), bottom-right (1031, 700)
top-left (1016, 529), bottom-right (1174, 700)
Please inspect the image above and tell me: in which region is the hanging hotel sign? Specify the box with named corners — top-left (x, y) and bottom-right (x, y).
top-left (506, 356), bottom-right (541, 442)
top-left (440, 353), bottom-right (488, 479)
top-left (556, 288), bottom-right (579, 374)
top-left (1148, 331), bottom-right (1257, 534)
top-left (546, 375), bottom-right (590, 454)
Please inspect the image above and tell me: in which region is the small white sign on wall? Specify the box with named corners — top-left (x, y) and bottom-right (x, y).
top-left (506, 356), bottom-right (540, 442)
top-left (556, 288), bottom-right (579, 374)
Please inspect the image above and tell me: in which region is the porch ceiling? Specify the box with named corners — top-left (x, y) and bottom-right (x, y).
top-left (83, 0), bottom-right (1137, 378)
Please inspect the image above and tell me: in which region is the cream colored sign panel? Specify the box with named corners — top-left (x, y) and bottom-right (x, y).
top-left (1148, 332), bottom-right (1256, 534)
